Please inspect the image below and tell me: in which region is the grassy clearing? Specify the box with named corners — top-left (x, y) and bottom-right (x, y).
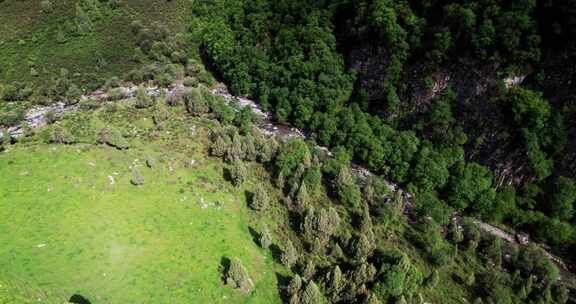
top-left (0, 103), bottom-right (282, 303)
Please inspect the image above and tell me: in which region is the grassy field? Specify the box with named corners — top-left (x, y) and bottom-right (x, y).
top-left (0, 103), bottom-right (283, 303)
top-left (0, 0), bottom-right (194, 87)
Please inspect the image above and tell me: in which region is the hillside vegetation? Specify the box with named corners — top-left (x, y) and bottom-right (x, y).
top-left (0, 0), bottom-right (575, 304)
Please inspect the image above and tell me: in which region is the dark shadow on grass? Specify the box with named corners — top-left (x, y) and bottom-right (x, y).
top-left (220, 256), bottom-right (231, 282)
top-left (269, 243), bottom-right (283, 264)
top-left (248, 226), bottom-right (260, 246)
top-left (244, 190), bottom-right (253, 209)
top-left (275, 272), bottom-right (292, 302)
top-left (69, 294), bottom-right (91, 304)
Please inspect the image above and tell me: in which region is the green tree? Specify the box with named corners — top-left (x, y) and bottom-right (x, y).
top-left (250, 184), bottom-right (269, 211)
top-left (183, 88), bottom-right (209, 116)
top-left (300, 281), bottom-right (322, 304)
top-left (547, 176), bottom-right (576, 220)
top-left (229, 160), bottom-right (247, 187)
top-left (259, 224), bottom-right (272, 249)
top-left (225, 258), bottom-right (253, 292)
top-left (281, 239), bottom-right (298, 268)
top-left (135, 86), bottom-right (154, 109)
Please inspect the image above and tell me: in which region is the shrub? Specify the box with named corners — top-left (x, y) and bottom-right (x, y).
top-left (259, 224), bottom-right (272, 249)
top-left (250, 185), bottom-right (269, 211)
top-left (49, 126), bottom-right (75, 144)
top-left (183, 88), bottom-right (208, 116)
top-left (0, 109), bottom-right (25, 127)
top-left (229, 160), bottom-right (247, 187)
top-left (98, 128), bottom-right (129, 149)
top-left (225, 258), bottom-right (253, 292)
top-left (135, 86), bottom-right (154, 109)
top-left (281, 239), bottom-right (298, 268)
top-left (107, 88), bottom-right (125, 101)
top-left (300, 281), bottom-right (322, 304)
top-left (41, 0), bottom-right (53, 13)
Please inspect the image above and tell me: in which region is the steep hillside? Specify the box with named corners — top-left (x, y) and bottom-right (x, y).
top-left (0, 0), bottom-right (193, 89)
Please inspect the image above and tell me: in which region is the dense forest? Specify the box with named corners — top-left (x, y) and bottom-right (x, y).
top-left (195, 0), bottom-right (576, 249)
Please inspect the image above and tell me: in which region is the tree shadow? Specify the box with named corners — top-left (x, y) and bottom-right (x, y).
top-left (220, 256), bottom-right (231, 282)
top-left (269, 243), bottom-right (283, 264)
top-left (244, 190), bottom-right (253, 209)
top-left (69, 294), bottom-right (91, 304)
top-left (275, 272), bottom-right (292, 302)
top-left (222, 167), bottom-right (231, 183)
top-left (248, 226), bottom-right (260, 246)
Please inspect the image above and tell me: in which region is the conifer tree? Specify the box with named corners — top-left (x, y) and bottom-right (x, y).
top-left (331, 242), bottom-right (345, 260)
top-left (364, 293), bottom-right (381, 304)
top-left (287, 274), bottom-right (303, 298)
top-left (300, 281), bottom-right (322, 304)
top-left (250, 184), bottom-right (269, 211)
top-left (352, 234), bottom-right (374, 262)
top-left (184, 88), bottom-right (208, 116)
top-left (225, 132), bottom-right (244, 163)
top-left (281, 239), bottom-right (298, 268)
top-left (229, 160), bottom-right (247, 187)
top-left (259, 224), bottom-right (272, 249)
top-left (427, 270), bottom-right (439, 288)
top-left (328, 265), bottom-right (343, 295)
top-left (242, 134), bottom-right (257, 161)
top-left (302, 259), bottom-right (316, 281)
top-left (211, 135), bottom-right (229, 158)
top-left (296, 183), bottom-right (310, 210)
top-left (135, 86), bottom-right (153, 108)
top-left (226, 258), bottom-right (253, 292)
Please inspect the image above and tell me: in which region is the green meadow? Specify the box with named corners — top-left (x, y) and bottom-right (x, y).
top-left (0, 106), bottom-right (282, 303)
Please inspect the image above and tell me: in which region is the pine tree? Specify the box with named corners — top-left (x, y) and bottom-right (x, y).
top-left (242, 134), bottom-right (257, 161)
top-left (135, 86), bottom-right (154, 109)
top-left (328, 265), bottom-right (343, 295)
top-left (331, 242), bottom-right (344, 260)
top-left (364, 293), bottom-right (381, 304)
top-left (296, 183), bottom-right (310, 210)
top-left (184, 88), bottom-right (208, 116)
top-left (225, 132), bottom-right (244, 163)
top-left (259, 224), bottom-right (272, 249)
top-left (281, 239), bottom-right (298, 268)
top-left (250, 185), bottom-right (269, 211)
top-left (229, 160), bottom-right (247, 187)
top-left (211, 135), bottom-right (229, 158)
top-left (300, 281), bottom-right (322, 304)
top-left (226, 258), bottom-right (253, 292)
top-left (302, 259), bottom-right (316, 281)
top-left (352, 234), bottom-right (374, 261)
top-left (287, 274), bottom-right (302, 301)
top-left (427, 270), bottom-right (439, 288)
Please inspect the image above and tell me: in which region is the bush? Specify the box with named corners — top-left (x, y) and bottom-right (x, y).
top-left (49, 126), bottom-right (75, 144)
top-left (229, 160), bottom-right (247, 187)
top-left (0, 109), bottom-right (25, 127)
top-left (225, 258), bottom-right (253, 292)
top-left (135, 86), bottom-right (155, 109)
top-left (183, 88), bottom-right (208, 116)
top-left (98, 128), bottom-right (129, 149)
top-left (249, 185), bottom-right (269, 211)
